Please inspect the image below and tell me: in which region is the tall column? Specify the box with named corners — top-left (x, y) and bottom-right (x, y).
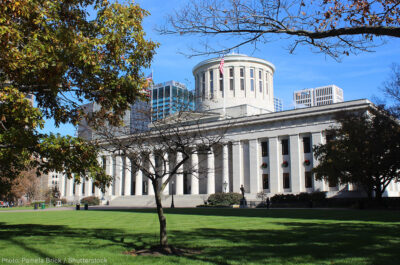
top-left (249, 139), bottom-right (261, 194)
top-left (268, 137), bottom-right (281, 193)
top-left (312, 132), bottom-right (325, 191)
top-left (162, 153), bottom-right (170, 195)
top-left (135, 165), bottom-right (143, 196)
top-left (148, 153), bottom-right (155, 195)
top-left (222, 144), bottom-right (230, 192)
top-left (207, 147), bottom-right (215, 194)
top-left (191, 151), bottom-right (199, 195)
top-left (290, 134), bottom-right (302, 193)
top-left (76, 177), bottom-right (82, 198)
top-left (232, 141), bottom-right (242, 193)
top-left (124, 157), bottom-right (132, 196)
top-left (94, 157), bottom-right (102, 197)
top-left (105, 155), bottom-right (113, 197)
top-left (85, 177), bottom-right (92, 196)
top-left (114, 156), bottom-right (123, 196)
top-left (176, 152), bottom-right (184, 195)
top-left (66, 177), bottom-right (73, 197)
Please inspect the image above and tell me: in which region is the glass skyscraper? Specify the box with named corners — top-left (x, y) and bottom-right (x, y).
top-left (151, 80), bottom-right (195, 121)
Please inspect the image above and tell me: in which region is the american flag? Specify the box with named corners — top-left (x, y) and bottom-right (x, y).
top-left (219, 57), bottom-right (224, 75)
top-left (146, 72), bottom-right (153, 82)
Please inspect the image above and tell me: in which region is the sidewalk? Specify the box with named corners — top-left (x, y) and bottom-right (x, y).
top-left (0, 207), bottom-right (75, 213)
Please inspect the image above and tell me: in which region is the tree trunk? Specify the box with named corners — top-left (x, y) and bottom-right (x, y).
top-left (152, 179), bottom-right (168, 248)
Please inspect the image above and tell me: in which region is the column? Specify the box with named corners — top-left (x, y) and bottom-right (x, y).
top-left (135, 164), bottom-right (143, 196)
top-left (105, 155), bottom-right (113, 197)
top-left (175, 152), bottom-right (184, 195)
top-left (268, 137), bottom-right (281, 193)
top-left (232, 141), bottom-right (242, 193)
top-left (162, 153), bottom-right (170, 195)
top-left (148, 153), bottom-right (155, 195)
top-left (312, 132), bottom-right (325, 191)
top-left (66, 177), bottom-right (73, 197)
top-left (249, 139), bottom-right (261, 194)
top-left (94, 157), bottom-right (102, 197)
top-left (207, 147), bottom-right (215, 194)
top-left (76, 177), bottom-right (82, 198)
top-left (222, 144), bottom-right (229, 192)
top-left (124, 157), bottom-right (132, 196)
top-left (85, 177), bottom-right (92, 196)
top-left (191, 151), bottom-right (199, 195)
top-left (114, 156), bottom-right (123, 196)
top-left (290, 134), bottom-right (302, 193)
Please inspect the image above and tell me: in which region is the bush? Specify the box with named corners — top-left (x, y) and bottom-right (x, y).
top-left (207, 192), bottom-right (242, 206)
top-left (80, 196), bottom-right (100, 206)
top-left (271, 192), bottom-right (327, 203)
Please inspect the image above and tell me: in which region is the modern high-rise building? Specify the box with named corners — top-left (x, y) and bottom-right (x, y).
top-left (294, 85), bottom-right (343, 108)
top-left (273, 97), bottom-right (283, 112)
top-left (151, 80), bottom-right (195, 121)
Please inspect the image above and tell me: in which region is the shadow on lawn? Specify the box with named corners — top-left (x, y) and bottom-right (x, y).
top-left (94, 207), bottom-right (400, 222)
top-left (0, 219), bottom-right (399, 264)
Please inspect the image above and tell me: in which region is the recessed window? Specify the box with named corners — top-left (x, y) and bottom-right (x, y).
top-left (329, 179), bottom-right (338, 188)
top-left (305, 171), bottom-right (313, 188)
top-left (202, 72), bottom-right (206, 100)
top-left (259, 70), bottom-right (263, 93)
top-left (209, 70), bottom-right (214, 99)
top-left (283, 173), bottom-right (290, 189)
top-left (219, 71), bottom-right (224, 93)
top-left (261, 141), bottom-right (269, 157)
top-left (240, 68), bottom-right (245, 90)
top-left (229, 67), bottom-right (234, 91)
top-left (250, 68), bottom-right (254, 91)
top-left (265, 72), bottom-right (268, 94)
top-left (262, 174), bottom-right (269, 189)
top-left (303, 137), bottom-right (311, 153)
top-left (281, 139), bottom-right (289, 155)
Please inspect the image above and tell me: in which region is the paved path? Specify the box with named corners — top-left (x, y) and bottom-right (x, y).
top-left (0, 207), bottom-right (75, 213)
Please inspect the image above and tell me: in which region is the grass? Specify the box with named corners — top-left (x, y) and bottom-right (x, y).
top-left (0, 208), bottom-right (399, 265)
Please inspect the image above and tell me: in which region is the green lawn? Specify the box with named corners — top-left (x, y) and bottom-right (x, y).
top-left (0, 208), bottom-right (399, 265)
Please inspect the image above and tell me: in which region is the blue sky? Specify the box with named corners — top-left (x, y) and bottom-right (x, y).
top-left (41, 0), bottom-right (400, 136)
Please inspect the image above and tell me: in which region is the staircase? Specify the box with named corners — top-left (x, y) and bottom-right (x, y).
top-left (110, 194), bottom-right (208, 207)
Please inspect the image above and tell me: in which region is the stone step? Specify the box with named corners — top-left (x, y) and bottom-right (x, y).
top-left (110, 194), bottom-right (209, 207)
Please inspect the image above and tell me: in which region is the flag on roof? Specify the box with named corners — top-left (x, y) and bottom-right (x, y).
top-left (219, 57), bottom-right (224, 75)
top-left (146, 72), bottom-right (153, 81)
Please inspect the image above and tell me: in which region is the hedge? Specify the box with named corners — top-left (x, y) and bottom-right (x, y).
top-left (207, 192), bottom-right (242, 206)
top-left (80, 196), bottom-right (100, 206)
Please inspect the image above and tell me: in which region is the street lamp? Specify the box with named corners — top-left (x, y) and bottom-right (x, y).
top-left (223, 181), bottom-right (228, 193)
top-left (171, 180), bottom-right (175, 208)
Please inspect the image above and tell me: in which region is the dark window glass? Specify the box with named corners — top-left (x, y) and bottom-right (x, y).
top-left (282, 139), bottom-right (289, 155)
top-left (165, 86), bottom-right (170, 97)
top-left (261, 141), bottom-right (269, 157)
top-left (262, 174), bottom-right (269, 189)
top-left (219, 71), bottom-right (224, 92)
top-left (303, 137), bottom-right (311, 153)
top-left (305, 171), bottom-right (313, 188)
top-left (329, 179), bottom-right (338, 187)
top-left (153, 89), bottom-right (157, 99)
top-left (283, 173), bottom-right (290, 189)
top-left (92, 182), bottom-right (95, 194)
top-left (158, 87), bottom-right (164, 98)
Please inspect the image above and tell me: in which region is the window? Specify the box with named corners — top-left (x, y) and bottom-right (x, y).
top-left (261, 141), bottom-right (269, 157)
top-left (265, 72), bottom-right (268, 94)
top-left (282, 139), bottom-right (289, 155)
top-left (262, 174), bottom-right (269, 189)
top-left (219, 70), bottom-right (224, 93)
top-left (165, 86), bottom-right (170, 98)
top-left (326, 134), bottom-right (334, 143)
top-left (92, 182), bottom-right (95, 194)
top-left (259, 70), bottom-right (263, 93)
top-left (209, 70), bottom-right (214, 98)
top-left (305, 171), bottom-right (313, 188)
top-left (82, 181), bottom-right (85, 194)
top-left (202, 72), bottom-right (206, 100)
top-left (158, 87), bottom-right (164, 99)
top-left (250, 68), bottom-right (254, 91)
top-left (303, 137), bottom-right (311, 153)
top-left (229, 67), bottom-right (234, 90)
top-left (283, 173), bottom-right (290, 189)
top-left (152, 89), bottom-right (157, 100)
top-left (240, 68), bottom-right (245, 90)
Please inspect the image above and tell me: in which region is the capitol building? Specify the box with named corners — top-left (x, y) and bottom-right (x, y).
top-left (59, 54), bottom-right (400, 206)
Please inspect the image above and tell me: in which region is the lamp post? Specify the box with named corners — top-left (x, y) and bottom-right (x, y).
top-left (171, 180), bottom-right (175, 208)
top-left (223, 180), bottom-right (228, 193)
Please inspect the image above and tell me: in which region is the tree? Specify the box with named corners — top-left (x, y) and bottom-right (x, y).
top-left (94, 107), bottom-right (231, 252)
top-left (382, 63), bottom-right (400, 117)
top-left (313, 108), bottom-right (400, 200)
top-left (0, 0), bottom-right (157, 191)
top-left (161, 0), bottom-right (400, 59)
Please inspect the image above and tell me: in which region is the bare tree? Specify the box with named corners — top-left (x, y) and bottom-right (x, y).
top-left (93, 105), bottom-right (231, 252)
top-left (160, 0), bottom-right (400, 59)
top-left (382, 63), bottom-right (400, 116)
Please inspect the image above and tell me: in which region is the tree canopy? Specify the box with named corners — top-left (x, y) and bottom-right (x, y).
top-left (162, 0), bottom-right (400, 58)
top-left (0, 0), bottom-right (157, 196)
top-left (313, 108), bottom-right (400, 199)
